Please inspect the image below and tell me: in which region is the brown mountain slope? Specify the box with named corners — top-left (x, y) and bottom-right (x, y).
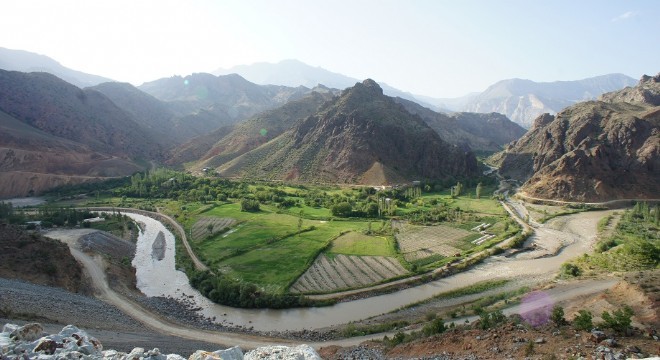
top-left (0, 70), bottom-right (162, 158)
top-left (491, 74), bottom-right (660, 201)
top-left (170, 91), bottom-right (335, 169)
top-left (217, 80), bottom-right (479, 185)
top-left (395, 97), bottom-right (526, 152)
top-left (0, 110), bottom-right (142, 198)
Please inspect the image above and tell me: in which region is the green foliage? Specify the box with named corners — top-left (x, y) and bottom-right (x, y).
top-left (559, 263), bottom-right (581, 278)
top-left (477, 309), bottom-right (506, 329)
top-left (240, 198), bottom-right (260, 212)
top-left (551, 305), bottom-right (566, 326)
top-left (573, 310), bottom-right (593, 331)
top-left (422, 318), bottom-right (447, 336)
top-left (601, 306), bottom-right (634, 333)
top-left (580, 205), bottom-right (659, 272)
top-left (331, 202), bottom-right (353, 217)
top-left (190, 270), bottom-right (334, 309)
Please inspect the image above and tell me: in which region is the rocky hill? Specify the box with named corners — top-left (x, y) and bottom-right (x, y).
top-left (0, 47), bottom-right (113, 88)
top-left (0, 70), bottom-right (162, 159)
top-left (395, 98), bottom-right (526, 152)
top-left (171, 91), bottom-right (335, 169)
top-left (0, 110), bottom-right (142, 198)
top-left (216, 80), bottom-right (479, 185)
top-left (138, 73), bottom-right (310, 123)
top-left (90, 82), bottom-right (237, 145)
top-left (491, 73), bottom-right (660, 202)
top-left (462, 74), bottom-right (637, 128)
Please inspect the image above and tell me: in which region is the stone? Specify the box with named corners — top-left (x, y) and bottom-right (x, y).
top-left (534, 337), bottom-right (546, 344)
top-left (244, 345), bottom-right (321, 360)
top-left (590, 330), bottom-right (607, 344)
top-left (33, 338), bottom-right (57, 355)
top-left (9, 323), bottom-right (43, 342)
top-left (2, 324), bottom-right (19, 334)
top-left (600, 338), bottom-right (617, 347)
top-left (127, 347), bottom-right (146, 359)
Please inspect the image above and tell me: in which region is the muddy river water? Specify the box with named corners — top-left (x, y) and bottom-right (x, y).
top-left (125, 209), bottom-right (608, 332)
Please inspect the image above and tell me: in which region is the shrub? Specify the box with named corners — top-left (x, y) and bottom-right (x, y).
top-left (573, 310), bottom-right (593, 331)
top-left (240, 198), bottom-right (260, 212)
top-left (422, 318), bottom-right (446, 336)
top-left (551, 305), bottom-right (566, 326)
top-left (601, 306), bottom-right (634, 333)
top-left (559, 263), bottom-right (581, 278)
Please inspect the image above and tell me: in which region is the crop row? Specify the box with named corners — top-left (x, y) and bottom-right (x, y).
top-left (191, 217), bottom-right (236, 240)
top-left (396, 223), bottom-right (473, 261)
top-left (290, 255), bottom-right (407, 293)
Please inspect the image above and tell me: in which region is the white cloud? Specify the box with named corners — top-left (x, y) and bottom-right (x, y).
top-left (611, 11), bottom-right (637, 22)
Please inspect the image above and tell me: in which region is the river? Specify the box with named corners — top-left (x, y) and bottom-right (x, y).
top-left (124, 209), bottom-right (609, 332)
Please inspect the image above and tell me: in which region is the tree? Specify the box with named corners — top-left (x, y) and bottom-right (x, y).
top-left (475, 182), bottom-right (482, 199)
top-left (331, 202), bottom-right (352, 217)
top-left (240, 199), bottom-right (260, 212)
top-left (297, 210), bottom-right (304, 235)
top-left (601, 306), bottom-right (634, 333)
top-left (453, 182), bottom-right (462, 197)
top-left (551, 305), bottom-right (566, 326)
top-left (573, 310), bottom-right (593, 331)
top-left (207, 223), bottom-right (214, 235)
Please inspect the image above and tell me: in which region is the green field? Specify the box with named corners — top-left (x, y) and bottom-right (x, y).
top-left (328, 231), bottom-right (395, 256)
top-left (191, 203), bottom-right (369, 291)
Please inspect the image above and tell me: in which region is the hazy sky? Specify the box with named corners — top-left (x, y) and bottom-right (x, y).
top-left (1, 0), bottom-right (658, 97)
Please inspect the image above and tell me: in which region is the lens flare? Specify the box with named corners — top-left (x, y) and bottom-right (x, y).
top-left (260, 128), bottom-right (268, 136)
top-left (184, 79), bottom-right (189, 86)
top-left (519, 291), bottom-right (553, 327)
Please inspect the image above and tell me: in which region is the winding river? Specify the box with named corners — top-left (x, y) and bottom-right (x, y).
top-left (124, 208), bottom-right (610, 332)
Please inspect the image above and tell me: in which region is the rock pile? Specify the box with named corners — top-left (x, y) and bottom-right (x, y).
top-left (0, 323), bottom-right (321, 360)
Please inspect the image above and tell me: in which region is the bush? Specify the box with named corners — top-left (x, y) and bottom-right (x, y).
top-left (240, 198), bottom-right (260, 212)
top-left (551, 305), bottom-right (566, 326)
top-left (331, 202), bottom-right (352, 217)
top-left (422, 318), bottom-right (446, 336)
top-left (601, 306), bottom-right (634, 333)
top-left (559, 263), bottom-right (581, 278)
top-left (573, 310), bottom-right (593, 331)
top-left (478, 309), bottom-right (506, 330)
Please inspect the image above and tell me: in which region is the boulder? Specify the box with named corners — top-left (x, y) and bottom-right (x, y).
top-left (188, 346), bottom-right (243, 360)
top-left (9, 323), bottom-right (43, 342)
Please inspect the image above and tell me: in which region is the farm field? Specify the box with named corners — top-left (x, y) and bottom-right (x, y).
top-left (190, 203), bottom-right (372, 291)
top-left (290, 254), bottom-right (408, 293)
top-left (191, 217), bottom-right (235, 241)
top-left (328, 231), bottom-right (395, 256)
top-left (394, 222), bottom-right (479, 261)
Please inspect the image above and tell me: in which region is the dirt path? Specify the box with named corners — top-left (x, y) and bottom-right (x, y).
top-left (45, 205), bottom-right (620, 349)
top-left (46, 229), bottom-right (295, 349)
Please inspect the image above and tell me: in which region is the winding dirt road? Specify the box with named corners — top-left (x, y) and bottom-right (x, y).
top-left (45, 203), bottom-right (620, 349)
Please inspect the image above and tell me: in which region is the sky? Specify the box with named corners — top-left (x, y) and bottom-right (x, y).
top-left (1, 0), bottom-right (659, 98)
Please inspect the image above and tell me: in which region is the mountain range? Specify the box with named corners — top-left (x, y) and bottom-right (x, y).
top-left (1, 47), bottom-right (651, 202)
top-left (490, 74), bottom-right (659, 202)
top-left (0, 47), bottom-right (112, 88)
top-left (214, 59), bottom-right (636, 128)
top-left (212, 80), bottom-right (479, 184)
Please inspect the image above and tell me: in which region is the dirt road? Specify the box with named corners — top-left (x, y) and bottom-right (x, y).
top-left (44, 204), bottom-right (618, 349)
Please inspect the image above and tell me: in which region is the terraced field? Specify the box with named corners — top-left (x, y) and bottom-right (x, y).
top-left (393, 222), bottom-right (476, 261)
top-left (290, 254), bottom-right (408, 293)
top-left (191, 217), bottom-right (236, 241)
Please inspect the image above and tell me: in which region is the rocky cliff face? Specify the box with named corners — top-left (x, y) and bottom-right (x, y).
top-left (491, 74), bottom-right (660, 202)
top-left (217, 80), bottom-right (479, 184)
